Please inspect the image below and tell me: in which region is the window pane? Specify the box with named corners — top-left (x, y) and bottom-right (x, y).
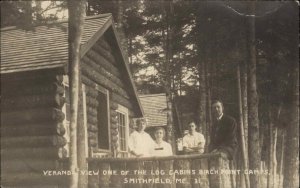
top-left (97, 91), bottom-right (109, 150)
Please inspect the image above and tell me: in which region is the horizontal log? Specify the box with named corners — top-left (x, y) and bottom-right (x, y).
top-left (111, 93), bottom-right (134, 110)
top-left (2, 82), bottom-right (64, 96)
top-left (1, 135), bottom-right (66, 148)
top-left (110, 109), bottom-right (118, 117)
top-left (1, 159), bottom-right (61, 173)
top-left (110, 122), bottom-right (118, 129)
top-left (82, 75), bottom-right (96, 88)
top-left (110, 116), bottom-right (118, 125)
top-left (111, 129), bottom-right (118, 136)
top-left (86, 50), bottom-right (121, 78)
top-left (1, 172), bottom-right (67, 186)
top-left (85, 86), bottom-right (98, 98)
top-left (2, 72), bottom-right (63, 87)
top-left (87, 115), bottom-right (97, 125)
top-left (110, 101), bottom-right (118, 110)
top-left (88, 123), bottom-right (98, 132)
top-left (88, 132), bottom-right (97, 140)
top-left (92, 43), bottom-right (116, 65)
top-left (1, 147), bottom-right (67, 159)
top-left (111, 135), bottom-right (118, 142)
top-left (112, 142), bottom-right (118, 149)
top-left (86, 106), bottom-right (97, 116)
top-left (2, 93), bottom-right (65, 110)
top-left (86, 96), bottom-right (99, 108)
top-left (97, 38), bottom-right (111, 52)
top-left (89, 139), bottom-right (98, 147)
top-left (81, 64), bottom-right (130, 99)
top-left (0, 123), bottom-right (65, 137)
top-left (1, 108), bottom-right (64, 125)
top-left (82, 55), bottom-right (125, 87)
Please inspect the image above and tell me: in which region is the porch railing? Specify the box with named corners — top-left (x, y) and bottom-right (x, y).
top-left (87, 153), bottom-right (234, 188)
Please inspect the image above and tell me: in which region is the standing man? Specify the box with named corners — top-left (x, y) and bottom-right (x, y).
top-left (128, 118), bottom-right (154, 157)
top-left (210, 100), bottom-right (238, 160)
top-left (182, 121), bottom-right (205, 154)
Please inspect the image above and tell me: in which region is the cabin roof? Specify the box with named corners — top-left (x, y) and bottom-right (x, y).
top-left (0, 14), bottom-right (144, 116)
top-left (1, 14), bottom-right (112, 74)
top-left (139, 93), bottom-right (167, 127)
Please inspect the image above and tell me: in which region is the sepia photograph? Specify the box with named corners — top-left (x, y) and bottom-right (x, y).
top-left (0, 1), bottom-right (299, 188)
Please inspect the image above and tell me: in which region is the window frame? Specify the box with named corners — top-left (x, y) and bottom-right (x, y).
top-left (116, 104), bottom-right (129, 154)
top-left (94, 84), bottom-right (111, 152)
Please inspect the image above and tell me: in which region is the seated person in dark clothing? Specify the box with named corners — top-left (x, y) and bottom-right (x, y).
top-left (209, 100), bottom-right (238, 160)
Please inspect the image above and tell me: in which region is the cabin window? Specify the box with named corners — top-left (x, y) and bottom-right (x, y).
top-left (96, 85), bottom-right (110, 151)
top-left (116, 105), bottom-right (129, 156)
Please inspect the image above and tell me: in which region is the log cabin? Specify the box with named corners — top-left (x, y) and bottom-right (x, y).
top-left (1, 14), bottom-right (144, 187)
top-left (1, 14), bottom-right (235, 188)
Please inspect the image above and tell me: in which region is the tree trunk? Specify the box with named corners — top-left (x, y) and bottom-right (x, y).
top-left (35, 1), bottom-right (43, 21)
top-left (247, 2), bottom-right (261, 188)
top-left (278, 133), bottom-right (284, 188)
top-left (198, 60), bottom-right (207, 141)
top-left (205, 58), bottom-right (212, 149)
top-left (267, 109), bottom-right (274, 188)
top-left (115, 0), bottom-right (128, 57)
top-left (77, 79), bottom-right (88, 188)
top-left (241, 62), bottom-right (248, 155)
top-left (24, 1), bottom-right (33, 29)
top-left (68, 1), bottom-right (86, 187)
top-left (283, 46), bottom-right (299, 188)
top-left (164, 0), bottom-right (175, 150)
top-left (237, 65), bottom-right (250, 188)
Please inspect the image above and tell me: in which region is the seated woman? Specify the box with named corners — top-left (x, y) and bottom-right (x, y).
top-left (151, 127), bottom-right (173, 156)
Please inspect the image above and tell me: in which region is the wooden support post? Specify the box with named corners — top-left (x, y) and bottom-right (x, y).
top-left (98, 162), bottom-right (111, 188)
top-left (159, 160), bottom-right (173, 188)
top-left (126, 161), bottom-right (143, 188)
top-left (174, 159), bottom-right (192, 188)
top-left (208, 156), bottom-right (221, 188)
top-left (143, 161), bottom-right (155, 188)
top-left (88, 160), bottom-right (99, 188)
top-left (110, 162), bottom-right (125, 188)
top-left (191, 158), bottom-right (209, 188)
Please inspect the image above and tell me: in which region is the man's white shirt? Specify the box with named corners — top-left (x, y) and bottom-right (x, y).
top-left (182, 132), bottom-right (205, 149)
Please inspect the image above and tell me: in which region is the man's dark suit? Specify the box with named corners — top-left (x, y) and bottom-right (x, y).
top-left (209, 114), bottom-right (238, 160)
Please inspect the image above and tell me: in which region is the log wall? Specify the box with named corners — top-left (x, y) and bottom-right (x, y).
top-left (87, 153), bottom-right (234, 188)
top-left (1, 72), bottom-right (68, 187)
top-left (82, 37), bottom-right (138, 157)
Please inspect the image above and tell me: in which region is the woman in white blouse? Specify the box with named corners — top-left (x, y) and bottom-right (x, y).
top-left (151, 127), bottom-right (173, 156)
